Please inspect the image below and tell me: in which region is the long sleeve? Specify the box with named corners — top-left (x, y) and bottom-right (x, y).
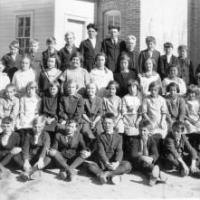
top-left (39, 132), bottom-right (50, 159)
top-left (178, 98), bottom-right (186, 121)
top-left (74, 97), bottom-right (84, 122)
top-left (164, 137), bottom-right (180, 159)
top-left (22, 134), bottom-right (31, 160)
top-left (10, 98), bottom-right (20, 119)
top-left (148, 137), bottom-right (159, 162)
top-left (97, 136), bottom-right (109, 164)
top-left (114, 135), bottom-right (123, 162)
top-left (58, 97), bottom-right (68, 121)
top-left (52, 133), bottom-right (59, 150)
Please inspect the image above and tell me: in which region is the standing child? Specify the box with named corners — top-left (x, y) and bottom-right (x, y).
top-left (122, 79), bottom-right (142, 136)
top-left (142, 81), bottom-right (168, 139)
top-left (1, 40), bottom-right (22, 80)
top-left (12, 55), bottom-right (36, 97)
top-left (17, 82), bottom-right (41, 130)
top-left (103, 81), bottom-right (124, 134)
top-left (0, 61), bottom-right (10, 97)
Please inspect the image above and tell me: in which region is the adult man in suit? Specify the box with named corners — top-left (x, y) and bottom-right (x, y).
top-left (79, 23), bottom-right (100, 72)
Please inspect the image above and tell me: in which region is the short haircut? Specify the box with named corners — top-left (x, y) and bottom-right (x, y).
top-left (164, 42), bottom-right (173, 48)
top-left (46, 36), bottom-right (56, 44)
top-left (145, 57), bottom-right (156, 67)
top-left (86, 82), bottom-right (98, 91)
top-left (30, 38), bottom-right (39, 45)
top-left (63, 80), bottom-right (78, 95)
top-left (70, 52), bottom-right (83, 63)
top-left (120, 53), bottom-right (130, 63)
top-left (126, 35), bottom-right (137, 42)
top-left (166, 82), bottom-right (180, 93)
top-left (2, 116), bottom-right (13, 125)
top-left (148, 81), bottom-right (162, 92)
top-left (127, 78), bottom-right (140, 88)
top-left (108, 25), bottom-right (120, 31)
top-left (95, 52), bottom-right (106, 62)
top-left (87, 23), bottom-right (98, 31)
top-left (145, 36), bottom-right (156, 44)
top-left (26, 81), bottom-right (38, 92)
top-left (102, 112), bottom-right (115, 121)
top-left (178, 45), bottom-right (187, 51)
top-left (106, 80), bottom-right (119, 90)
top-left (5, 83), bottom-right (16, 92)
top-left (9, 40), bottom-right (19, 48)
top-left (21, 54), bottom-right (31, 62)
top-left (65, 32), bottom-right (75, 39)
top-left (172, 121), bottom-right (185, 132)
top-left (139, 120), bottom-right (153, 132)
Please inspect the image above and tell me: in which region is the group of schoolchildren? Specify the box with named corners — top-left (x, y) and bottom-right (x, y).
top-left (0, 23), bottom-right (200, 187)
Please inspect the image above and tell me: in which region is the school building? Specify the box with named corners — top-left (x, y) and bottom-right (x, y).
top-left (0, 0), bottom-right (200, 68)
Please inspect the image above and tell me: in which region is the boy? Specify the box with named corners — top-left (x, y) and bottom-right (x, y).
top-left (101, 25), bottom-right (126, 73)
top-left (59, 32), bottom-right (79, 71)
top-left (138, 36), bottom-right (161, 73)
top-left (163, 121), bottom-right (200, 177)
top-left (87, 112), bottom-right (132, 184)
top-left (177, 45), bottom-right (194, 85)
top-left (42, 37), bottom-right (61, 69)
top-left (1, 40), bottom-right (22, 80)
top-left (158, 42), bottom-right (178, 80)
top-left (49, 120), bottom-right (91, 181)
top-left (79, 23), bottom-right (100, 72)
top-left (124, 120), bottom-right (167, 186)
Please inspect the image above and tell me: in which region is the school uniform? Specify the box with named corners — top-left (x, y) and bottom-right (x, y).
top-left (1, 53), bottom-right (22, 80)
top-left (58, 45), bottom-right (79, 71)
top-left (58, 94), bottom-right (84, 123)
top-left (101, 38), bottom-right (126, 73)
top-left (138, 49), bottom-right (161, 73)
top-left (114, 71), bottom-right (137, 97)
top-left (42, 49), bottom-right (61, 69)
top-left (158, 55), bottom-right (178, 79)
top-left (79, 38), bottom-right (100, 72)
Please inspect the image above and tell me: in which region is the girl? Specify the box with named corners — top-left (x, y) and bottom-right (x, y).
top-left (165, 82), bottom-right (186, 130)
top-left (12, 55), bottom-right (36, 97)
top-left (103, 81), bottom-right (124, 133)
top-left (0, 61), bottom-right (10, 97)
top-left (184, 86), bottom-right (200, 133)
top-left (90, 52), bottom-right (113, 97)
top-left (0, 84), bottom-right (19, 130)
top-left (142, 81), bottom-right (168, 139)
top-left (162, 65), bottom-right (186, 96)
top-left (17, 81), bottom-right (41, 130)
top-left (82, 82), bottom-right (103, 141)
top-left (39, 56), bottom-right (62, 95)
top-left (122, 79), bottom-right (142, 136)
top-left (138, 58), bottom-right (161, 97)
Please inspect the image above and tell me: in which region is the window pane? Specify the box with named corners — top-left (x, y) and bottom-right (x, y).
top-left (25, 27), bottom-right (30, 37)
top-left (25, 38), bottom-right (30, 48)
top-left (18, 18), bottom-right (24, 27)
top-left (18, 27), bottom-right (24, 37)
top-left (25, 17), bottom-right (30, 26)
top-left (108, 15), bottom-right (113, 26)
top-left (114, 15), bottom-right (120, 26)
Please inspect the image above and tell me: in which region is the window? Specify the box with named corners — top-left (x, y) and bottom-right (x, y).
top-left (104, 10), bottom-right (121, 37)
top-left (16, 15), bottom-right (31, 53)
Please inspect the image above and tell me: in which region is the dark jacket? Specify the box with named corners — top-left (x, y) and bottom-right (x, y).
top-left (101, 38), bottom-right (126, 72)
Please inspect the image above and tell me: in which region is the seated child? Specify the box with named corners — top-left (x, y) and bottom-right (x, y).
top-left (162, 65), bottom-right (186, 96)
top-left (0, 84), bottom-right (19, 130)
top-left (0, 61), bottom-right (10, 97)
top-left (49, 120), bottom-right (91, 181)
top-left (81, 82), bottom-right (103, 143)
top-left (12, 55), bottom-right (36, 97)
top-left (122, 79), bottom-right (142, 136)
top-left (1, 40), bottom-right (22, 80)
top-left (20, 116), bottom-right (51, 180)
top-left (184, 85), bottom-right (200, 134)
top-left (142, 81), bottom-right (168, 139)
top-left (124, 120), bottom-right (167, 186)
top-left (58, 80), bottom-right (84, 125)
top-left (0, 117), bottom-right (22, 178)
top-left (39, 56), bottom-right (63, 96)
top-left (16, 81), bottom-right (41, 130)
top-left (165, 82), bottom-right (186, 130)
top-left (163, 121), bottom-right (200, 177)
top-left (87, 113), bottom-right (132, 185)
top-left (103, 81), bottom-right (124, 133)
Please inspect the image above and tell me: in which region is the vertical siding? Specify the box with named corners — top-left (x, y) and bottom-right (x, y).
top-left (0, 0), bottom-right (54, 56)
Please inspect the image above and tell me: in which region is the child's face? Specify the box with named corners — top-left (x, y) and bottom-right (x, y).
top-left (21, 58), bottom-right (30, 71)
top-left (188, 92), bottom-right (196, 100)
top-left (67, 83), bottom-right (77, 96)
top-left (109, 28), bottom-right (119, 39)
top-left (65, 34), bottom-right (74, 46)
top-left (1, 123), bottom-right (13, 134)
top-left (33, 123), bottom-right (44, 134)
top-left (145, 59), bottom-right (153, 72)
top-left (128, 84), bottom-right (137, 96)
top-left (150, 86), bottom-right (159, 97)
top-left (47, 43), bottom-right (55, 51)
top-left (169, 67), bottom-right (178, 78)
top-left (169, 86), bottom-right (178, 98)
top-left (49, 85), bottom-right (58, 96)
top-left (146, 41), bottom-right (155, 50)
top-left (10, 46), bottom-right (18, 55)
top-left (87, 84), bottom-right (96, 97)
top-left (103, 118), bottom-right (115, 134)
top-left (30, 43), bottom-right (39, 53)
top-left (120, 59), bottom-right (129, 71)
top-left (96, 56), bottom-right (105, 68)
top-left (47, 57), bottom-right (56, 69)
top-left (65, 122), bottom-right (77, 135)
top-left (108, 84), bottom-right (116, 96)
top-left (5, 87), bottom-right (15, 99)
top-left (27, 85), bottom-right (36, 97)
top-left (88, 28), bottom-right (97, 39)
top-left (0, 63), bottom-right (5, 73)
top-left (178, 49), bottom-right (187, 58)
top-left (126, 39), bottom-right (136, 50)
top-left (140, 127), bottom-right (150, 140)
top-left (71, 57), bottom-right (81, 68)
top-left (165, 47), bottom-right (173, 55)
top-left (172, 126), bottom-right (183, 141)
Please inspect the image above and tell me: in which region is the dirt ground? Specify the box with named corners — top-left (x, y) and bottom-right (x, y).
top-left (0, 168), bottom-right (200, 200)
